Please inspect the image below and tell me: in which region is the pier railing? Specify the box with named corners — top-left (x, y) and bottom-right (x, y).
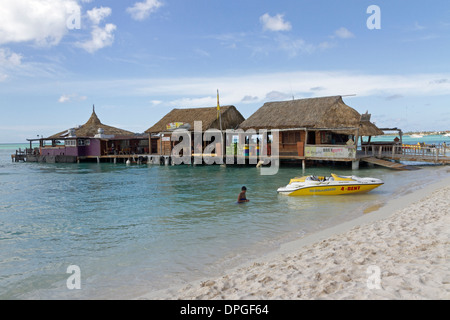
top-left (360, 143), bottom-right (449, 163)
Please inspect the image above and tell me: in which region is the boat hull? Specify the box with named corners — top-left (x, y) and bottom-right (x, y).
top-left (278, 183), bottom-right (383, 196)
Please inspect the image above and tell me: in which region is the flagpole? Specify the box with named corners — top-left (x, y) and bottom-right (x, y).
top-left (217, 89), bottom-right (224, 159)
top-left (217, 89), bottom-right (222, 131)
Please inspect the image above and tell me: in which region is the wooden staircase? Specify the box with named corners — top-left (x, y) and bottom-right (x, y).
top-left (361, 157), bottom-right (420, 170)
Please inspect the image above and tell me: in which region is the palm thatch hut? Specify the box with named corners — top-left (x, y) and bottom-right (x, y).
top-left (37, 106), bottom-right (148, 160)
top-left (239, 96), bottom-right (383, 160)
top-left (145, 105), bottom-right (245, 155)
top-left (48, 107), bottom-right (134, 139)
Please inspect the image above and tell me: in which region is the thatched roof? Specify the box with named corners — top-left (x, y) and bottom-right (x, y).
top-left (48, 107), bottom-right (134, 139)
top-left (239, 96), bottom-right (384, 136)
top-left (145, 105), bottom-right (245, 133)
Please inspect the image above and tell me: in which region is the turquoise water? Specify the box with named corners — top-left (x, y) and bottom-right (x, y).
top-left (0, 140), bottom-right (449, 299)
top-left (370, 133), bottom-right (450, 146)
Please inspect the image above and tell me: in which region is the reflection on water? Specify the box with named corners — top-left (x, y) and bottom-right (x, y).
top-left (363, 202), bottom-right (385, 214)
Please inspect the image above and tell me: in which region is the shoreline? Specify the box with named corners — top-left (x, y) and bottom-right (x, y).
top-left (139, 170), bottom-right (450, 300)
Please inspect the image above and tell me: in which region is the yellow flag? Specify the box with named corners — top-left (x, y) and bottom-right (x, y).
top-left (217, 89), bottom-right (220, 119)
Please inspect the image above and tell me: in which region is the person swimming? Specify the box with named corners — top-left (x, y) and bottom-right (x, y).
top-left (237, 186), bottom-right (249, 203)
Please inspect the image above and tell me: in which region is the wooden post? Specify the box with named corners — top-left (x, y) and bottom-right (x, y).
top-left (222, 131), bottom-right (226, 164)
top-left (148, 134), bottom-right (152, 155)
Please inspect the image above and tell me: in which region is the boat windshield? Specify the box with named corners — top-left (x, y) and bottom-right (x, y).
top-left (331, 174), bottom-right (355, 181)
top-left (307, 176), bottom-right (327, 182)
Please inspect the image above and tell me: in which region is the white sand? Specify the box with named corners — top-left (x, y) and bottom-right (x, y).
top-left (140, 174), bottom-right (450, 300)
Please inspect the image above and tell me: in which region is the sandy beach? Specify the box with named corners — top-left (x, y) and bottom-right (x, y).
top-left (140, 173), bottom-right (450, 300)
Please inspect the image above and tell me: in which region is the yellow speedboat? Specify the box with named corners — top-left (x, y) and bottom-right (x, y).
top-left (277, 173), bottom-right (384, 196)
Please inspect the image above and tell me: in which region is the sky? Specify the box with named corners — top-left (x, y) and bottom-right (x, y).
top-left (1, 0), bottom-right (450, 143)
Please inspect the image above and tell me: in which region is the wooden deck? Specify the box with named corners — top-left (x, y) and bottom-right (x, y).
top-left (12, 149), bottom-right (26, 162)
top-left (359, 144), bottom-right (450, 169)
top-left (13, 142), bottom-right (450, 167)
top-left (360, 157), bottom-right (420, 170)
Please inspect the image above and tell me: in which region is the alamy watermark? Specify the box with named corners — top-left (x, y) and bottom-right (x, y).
top-left (66, 265), bottom-right (81, 290)
top-left (367, 5), bottom-right (381, 30)
top-left (169, 121), bottom-right (280, 175)
top-left (66, 7), bottom-right (81, 30)
top-left (366, 265), bottom-right (381, 290)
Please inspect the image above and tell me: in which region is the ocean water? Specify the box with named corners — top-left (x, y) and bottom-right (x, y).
top-left (0, 140), bottom-right (449, 299)
top-left (370, 133), bottom-right (450, 148)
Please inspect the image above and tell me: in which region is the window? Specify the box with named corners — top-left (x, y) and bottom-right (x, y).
top-left (77, 139), bottom-right (90, 146)
top-left (65, 140), bottom-right (76, 147)
top-left (282, 131), bottom-right (300, 144)
top-left (321, 132), bottom-right (333, 144)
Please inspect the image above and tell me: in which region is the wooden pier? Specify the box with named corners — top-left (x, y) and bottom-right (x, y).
top-left (13, 142), bottom-right (450, 170)
top-left (12, 148), bottom-right (27, 162)
top-left (360, 157), bottom-right (420, 170)
top-left (359, 143), bottom-right (450, 169)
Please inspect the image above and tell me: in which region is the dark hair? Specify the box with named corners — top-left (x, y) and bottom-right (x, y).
top-left (241, 186), bottom-right (247, 191)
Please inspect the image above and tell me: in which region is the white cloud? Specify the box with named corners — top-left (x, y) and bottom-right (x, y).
top-left (260, 13), bottom-right (292, 32)
top-left (122, 71), bottom-right (450, 109)
top-left (58, 95), bottom-right (71, 103)
top-left (35, 71), bottom-right (450, 117)
top-left (385, 94), bottom-right (404, 101)
top-left (168, 96), bottom-right (216, 108)
top-left (58, 93), bottom-right (87, 103)
top-left (430, 78), bottom-right (449, 84)
top-left (194, 48), bottom-right (210, 58)
top-left (241, 95), bottom-right (258, 102)
top-left (77, 23), bottom-right (116, 53)
top-left (127, 0), bottom-right (163, 21)
top-left (249, 34), bottom-right (317, 58)
top-left (412, 22), bottom-right (426, 31)
top-left (0, 0), bottom-right (80, 46)
top-left (77, 7), bottom-right (116, 53)
top-left (276, 35), bottom-right (315, 57)
top-left (334, 27), bottom-right (355, 39)
top-left (0, 48), bottom-right (22, 67)
top-left (318, 41), bottom-right (336, 50)
top-left (265, 90), bottom-right (293, 101)
top-left (86, 6), bottom-right (112, 25)
top-left (0, 48), bottom-right (23, 81)
top-left (151, 100), bottom-right (162, 105)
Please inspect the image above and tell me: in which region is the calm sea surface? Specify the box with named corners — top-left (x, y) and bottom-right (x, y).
top-left (1, 135), bottom-right (449, 299)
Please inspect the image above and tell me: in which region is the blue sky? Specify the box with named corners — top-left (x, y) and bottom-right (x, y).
top-left (1, 0), bottom-right (450, 143)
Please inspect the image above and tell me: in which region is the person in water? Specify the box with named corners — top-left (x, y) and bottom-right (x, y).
top-left (237, 186), bottom-right (249, 203)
